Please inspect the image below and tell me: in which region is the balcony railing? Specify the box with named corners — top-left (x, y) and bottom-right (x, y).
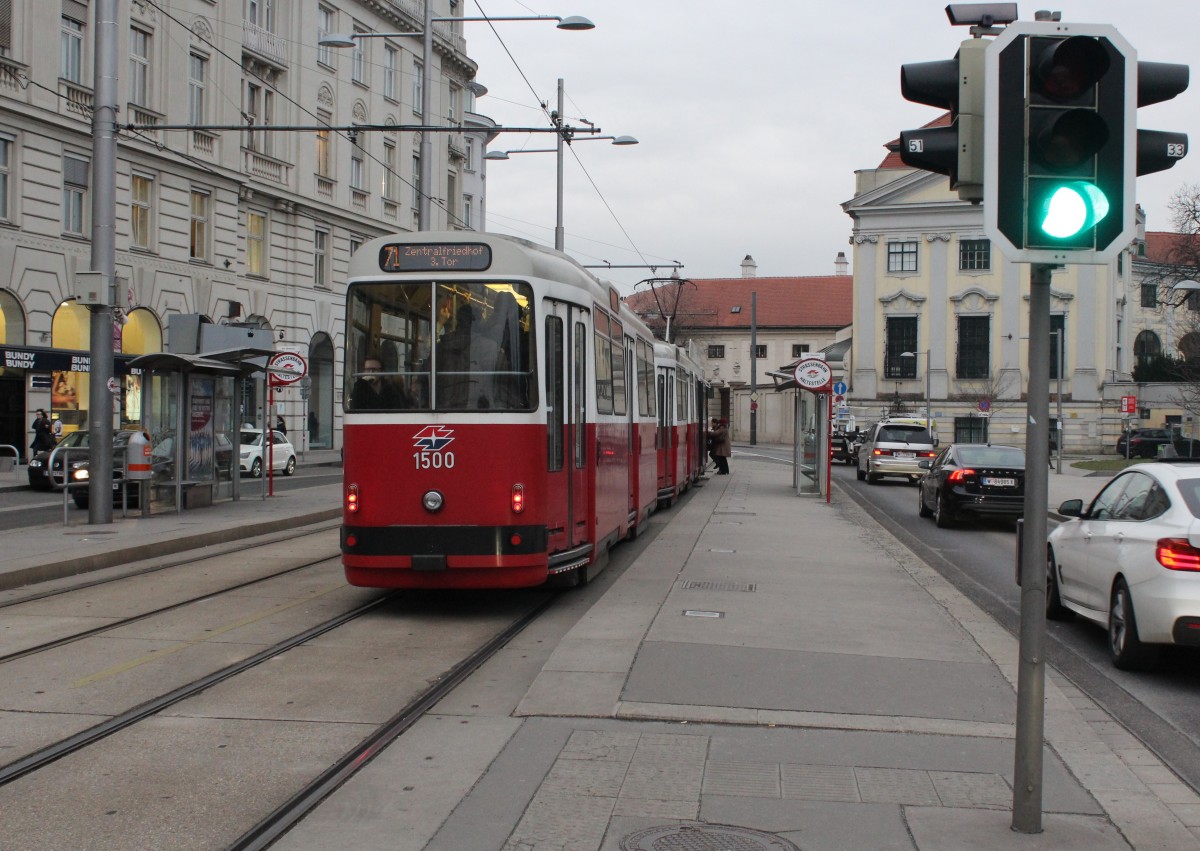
top-left (351, 189), bottom-right (368, 210)
top-left (59, 79), bottom-right (93, 117)
top-left (243, 21), bottom-right (287, 67)
top-left (243, 149), bottom-right (291, 185)
top-left (316, 176), bottom-right (334, 200)
top-left (191, 130), bottom-right (217, 158)
top-left (0, 56), bottom-right (27, 94)
top-left (127, 104), bottom-right (163, 140)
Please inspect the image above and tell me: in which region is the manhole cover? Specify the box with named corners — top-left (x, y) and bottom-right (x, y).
top-left (620, 824), bottom-right (799, 851)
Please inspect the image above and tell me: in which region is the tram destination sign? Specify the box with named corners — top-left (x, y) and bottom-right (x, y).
top-left (379, 242), bottom-right (492, 273)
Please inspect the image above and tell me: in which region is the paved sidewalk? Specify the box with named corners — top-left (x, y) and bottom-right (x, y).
top-left (277, 450), bottom-right (1196, 851)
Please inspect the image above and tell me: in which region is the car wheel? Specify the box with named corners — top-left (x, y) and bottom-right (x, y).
top-left (934, 491), bottom-right (954, 528)
top-left (865, 463), bottom-right (880, 484)
top-left (1046, 548), bottom-right (1072, 620)
top-left (918, 486), bottom-right (933, 518)
top-left (284, 456), bottom-right (296, 476)
top-left (251, 458), bottom-right (263, 478)
top-left (856, 465), bottom-right (866, 481)
top-left (1109, 579), bottom-right (1159, 670)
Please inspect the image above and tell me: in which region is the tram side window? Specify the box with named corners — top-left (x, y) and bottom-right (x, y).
top-left (574, 321), bottom-right (587, 468)
top-left (546, 316), bottom-right (564, 471)
top-left (594, 314), bottom-right (613, 415)
top-left (611, 337), bottom-right (627, 416)
top-left (638, 340), bottom-right (656, 419)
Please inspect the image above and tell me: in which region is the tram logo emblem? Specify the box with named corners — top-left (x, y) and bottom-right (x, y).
top-left (413, 426), bottom-right (455, 452)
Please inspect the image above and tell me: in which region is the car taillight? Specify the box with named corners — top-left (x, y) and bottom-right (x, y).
top-left (872, 448), bottom-right (891, 456)
top-left (1156, 538), bottom-right (1200, 571)
top-left (920, 451), bottom-right (937, 458)
top-left (512, 483), bottom-right (526, 514)
top-left (346, 483), bottom-right (359, 514)
top-left (948, 468), bottom-right (976, 484)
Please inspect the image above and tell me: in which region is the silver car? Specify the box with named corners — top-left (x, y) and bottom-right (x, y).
top-left (856, 420), bottom-right (937, 484)
top-left (1048, 461), bottom-right (1200, 670)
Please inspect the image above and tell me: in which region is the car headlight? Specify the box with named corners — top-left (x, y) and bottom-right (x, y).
top-left (73, 469), bottom-right (89, 482)
top-left (29, 459), bottom-right (43, 469)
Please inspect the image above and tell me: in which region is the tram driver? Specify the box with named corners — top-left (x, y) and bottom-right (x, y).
top-left (350, 356), bottom-right (406, 410)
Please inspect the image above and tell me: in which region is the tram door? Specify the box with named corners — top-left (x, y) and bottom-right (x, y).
top-left (657, 367), bottom-right (674, 494)
top-left (544, 300), bottom-right (590, 552)
top-left (626, 336), bottom-right (637, 519)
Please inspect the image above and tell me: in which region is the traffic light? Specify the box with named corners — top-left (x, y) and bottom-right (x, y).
top-left (1134, 62), bottom-right (1189, 176)
top-left (987, 25), bottom-right (1132, 262)
top-left (899, 38), bottom-right (987, 202)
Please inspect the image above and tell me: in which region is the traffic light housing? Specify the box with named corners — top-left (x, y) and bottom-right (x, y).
top-left (899, 38), bottom-right (987, 202)
top-left (985, 22), bottom-right (1189, 264)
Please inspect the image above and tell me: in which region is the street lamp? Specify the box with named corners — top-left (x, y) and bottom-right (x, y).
top-left (486, 101), bottom-right (639, 251)
top-left (900, 350), bottom-right (932, 438)
top-left (320, 14), bottom-right (594, 231)
top-left (1168, 279), bottom-right (1200, 308)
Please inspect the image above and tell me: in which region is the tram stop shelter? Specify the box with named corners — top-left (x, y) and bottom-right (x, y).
top-left (130, 347), bottom-right (272, 511)
top-left (769, 359), bottom-right (831, 500)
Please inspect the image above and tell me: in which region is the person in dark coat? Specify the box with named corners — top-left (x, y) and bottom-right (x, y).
top-left (711, 418), bottom-right (731, 474)
top-left (275, 415), bottom-right (287, 436)
top-left (30, 409), bottom-right (54, 455)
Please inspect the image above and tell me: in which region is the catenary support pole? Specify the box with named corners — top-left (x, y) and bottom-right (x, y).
top-left (1013, 262), bottom-right (1053, 833)
top-left (87, 0), bottom-right (118, 525)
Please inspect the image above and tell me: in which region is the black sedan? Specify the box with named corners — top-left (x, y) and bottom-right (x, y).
top-left (1115, 428), bottom-right (1173, 458)
top-left (26, 430), bottom-right (91, 490)
top-left (917, 443), bottom-right (1025, 528)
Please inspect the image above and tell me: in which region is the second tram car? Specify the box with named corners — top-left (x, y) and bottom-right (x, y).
top-left (340, 232), bottom-right (706, 589)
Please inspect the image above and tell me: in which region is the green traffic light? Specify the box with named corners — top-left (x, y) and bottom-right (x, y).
top-left (1038, 181), bottom-right (1110, 239)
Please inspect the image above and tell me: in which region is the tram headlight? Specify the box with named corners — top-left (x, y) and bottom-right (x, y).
top-left (422, 489), bottom-right (445, 513)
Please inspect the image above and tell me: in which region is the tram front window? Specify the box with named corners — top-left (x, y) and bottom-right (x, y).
top-left (344, 282), bottom-right (536, 412)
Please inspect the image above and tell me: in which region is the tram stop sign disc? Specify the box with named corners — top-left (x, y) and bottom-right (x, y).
top-left (268, 352), bottom-right (307, 386)
top-left (793, 358), bottom-right (833, 393)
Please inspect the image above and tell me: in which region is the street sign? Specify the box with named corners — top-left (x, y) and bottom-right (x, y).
top-left (1120, 395), bottom-right (1137, 414)
top-left (832, 381), bottom-right (847, 396)
top-left (978, 398), bottom-right (991, 412)
top-left (793, 358), bottom-right (833, 392)
top-left (268, 352), bottom-right (307, 386)
top-left (834, 394), bottom-right (845, 405)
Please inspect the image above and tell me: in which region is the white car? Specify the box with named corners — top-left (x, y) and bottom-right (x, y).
top-left (239, 428), bottom-right (297, 478)
top-left (1047, 461), bottom-right (1200, 670)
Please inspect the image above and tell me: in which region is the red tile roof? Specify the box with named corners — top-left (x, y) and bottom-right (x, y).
top-left (1144, 231), bottom-right (1200, 267)
top-left (623, 275), bottom-right (852, 332)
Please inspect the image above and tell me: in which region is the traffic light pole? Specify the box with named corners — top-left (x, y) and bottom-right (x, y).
top-left (1013, 262), bottom-right (1053, 833)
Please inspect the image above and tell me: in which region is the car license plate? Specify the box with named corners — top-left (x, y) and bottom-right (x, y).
top-left (983, 477), bottom-right (1016, 487)
top-left (896, 451), bottom-right (915, 459)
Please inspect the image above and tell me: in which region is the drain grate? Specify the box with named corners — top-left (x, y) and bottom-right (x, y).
top-left (621, 824), bottom-right (799, 850)
top-left (681, 580), bottom-right (756, 592)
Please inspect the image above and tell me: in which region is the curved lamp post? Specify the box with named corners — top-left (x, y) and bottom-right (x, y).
top-left (900, 350), bottom-right (932, 437)
top-left (485, 126), bottom-right (639, 251)
top-left (320, 15), bottom-right (594, 231)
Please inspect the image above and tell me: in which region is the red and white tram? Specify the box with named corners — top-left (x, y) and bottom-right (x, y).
top-left (340, 232), bottom-right (706, 589)
top-left (654, 341), bottom-right (707, 506)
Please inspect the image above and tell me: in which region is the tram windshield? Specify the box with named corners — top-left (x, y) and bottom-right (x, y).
top-left (344, 281), bottom-right (536, 412)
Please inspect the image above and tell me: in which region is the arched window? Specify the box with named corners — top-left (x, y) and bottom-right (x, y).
top-left (1134, 330), bottom-right (1162, 369)
top-left (1180, 332), bottom-right (1200, 362)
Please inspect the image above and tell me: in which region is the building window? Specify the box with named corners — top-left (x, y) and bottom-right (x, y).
top-left (315, 110), bottom-right (332, 178)
top-left (383, 44), bottom-right (397, 100)
top-left (247, 0), bottom-right (273, 30)
top-left (350, 146), bottom-right (365, 191)
top-left (1050, 314), bottom-right (1065, 380)
top-left (754, 344), bottom-right (767, 359)
top-left (954, 415), bottom-right (988, 444)
top-left (351, 25), bottom-right (367, 85)
top-left (382, 140), bottom-right (397, 200)
top-left (130, 172), bottom-right (154, 250)
top-left (884, 316), bottom-right (918, 378)
top-left (462, 194), bottom-right (473, 229)
top-left (188, 54), bottom-right (207, 125)
top-left (465, 138), bottom-right (475, 171)
top-left (129, 28), bottom-right (150, 107)
top-left (316, 7), bottom-right (333, 67)
top-left (412, 61), bottom-right (423, 114)
top-left (956, 315), bottom-right (990, 379)
top-left (446, 172), bottom-right (458, 223)
top-left (448, 85), bottom-right (461, 124)
top-left (314, 228), bottom-right (329, 288)
top-left (0, 0), bottom-right (11, 54)
top-left (61, 16), bottom-right (84, 83)
top-left (0, 136), bottom-right (12, 222)
top-left (791, 344), bottom-right (809, 358)
top-left (1140, 282), bottom-right (1158, 308)
top-left (412, 153), bottom-right (421, 207)
top-left (1134, 330), bottom-right (1162, 371)
top-left (349, 236), bottom-right (363, 256)
top-left (958, 239), bottom-right (991, 271)
top-left (708, 345), bottom-right (725, 359)
top-left (247, 210), bottom-right (266, 276)
top-left (887, 241), bottom-right (918, 273)
top-left (62, 154), bottom-right (88, 236)
top-left (190, 189), bottom-right (210, 262)
top-left (244, 81), bottom-right (274, 156)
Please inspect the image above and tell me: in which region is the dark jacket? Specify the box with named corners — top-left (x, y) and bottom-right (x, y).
top-left (711, 424), bottom-right (731, 457)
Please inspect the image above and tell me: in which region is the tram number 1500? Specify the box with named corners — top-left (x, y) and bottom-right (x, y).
top-left (414, 450), bottom-right (455, 470)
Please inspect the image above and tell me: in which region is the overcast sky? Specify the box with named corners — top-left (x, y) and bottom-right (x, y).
top-left (463, 1), bottom-right (1199, 293)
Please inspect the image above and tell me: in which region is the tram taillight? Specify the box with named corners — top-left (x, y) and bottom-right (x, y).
top-left (346, 483), bottom-right (359, 513)
top-left (511, 483), bottom-right (526, 514)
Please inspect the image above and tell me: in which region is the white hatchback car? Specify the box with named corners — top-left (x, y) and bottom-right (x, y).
top-left (1047, 461), bottom-right (1200, 670)
top-left (239, 428), bottom-right (297, 478)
